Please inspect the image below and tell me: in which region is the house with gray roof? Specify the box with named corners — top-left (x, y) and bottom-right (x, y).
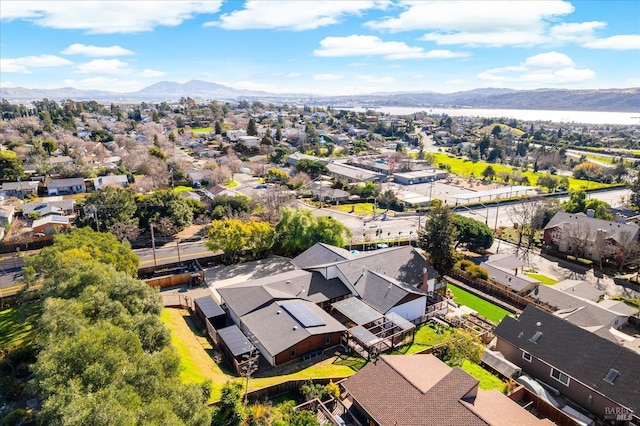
top-left (1, 181), bottom-right (39, 198)
top-left (46, 177), bottom-right (86, 196)
top-left (239, 300), bottom-right (345, 366)
top-left (543, 211), bottom-right (640, 265)
top-left (482, 253), bottom-right (540, 295)
top-left (494, 305), bottom-right (640, 423)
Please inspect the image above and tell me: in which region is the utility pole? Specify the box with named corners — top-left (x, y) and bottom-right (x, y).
top-left (150, 224), bottom-right (157, 267)
top-left (176, 239), bottom-right (181, 263)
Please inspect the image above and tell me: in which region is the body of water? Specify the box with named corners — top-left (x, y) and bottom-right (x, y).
top-left (345, 107), bottom-right (640, 126)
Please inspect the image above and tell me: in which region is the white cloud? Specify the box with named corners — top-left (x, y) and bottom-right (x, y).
top-left (75, 59), bottom-right (131, 75)
top-left (284, 72), bottom-right (300, 78)
top-left (1, 1), bottom-right (223, 34)
top-left (139, 69), bottom-right (166, 77)
top-left (583, 35), bottom-right (640, 50)
top-left (208, 0), bottom-right (388, 31)
top-left (479, 52), bottom-right (595, 85)
top-left (313, 74), bottom-right (344, 81)
top-left (368, 1), bottom-right (574, 47)
top-left (61, 43), bottom-right (135, 57)
top-left (314, 35), bottom-right (468, 59)
top-left (356, 75), bottom-right (395, 84)
top-left (1, 55), bottom-right (72, 73)
top-left (61, 77), bottom-right (146, 92)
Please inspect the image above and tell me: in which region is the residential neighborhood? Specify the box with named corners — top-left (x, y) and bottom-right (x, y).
top-left (1, 98), bottom-right (639, 425)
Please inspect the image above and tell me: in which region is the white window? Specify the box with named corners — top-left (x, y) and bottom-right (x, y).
top-left (522, 351), bottom-right (532, 362)
top-left (550, 368), bottom-right (570, 386)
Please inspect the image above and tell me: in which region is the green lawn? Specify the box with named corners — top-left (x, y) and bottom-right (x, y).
top-left (461, 360), bottom-right (504, 390)
top-left (447, 283), bottom-right (511, 323)
top-left (172, 185), bottom-right (195, 194)
top-left (389, 322), bottom-right (453, 355)
top-left (191, 127), bottom-right (213, 133)
top-left (431, 152), bottom-right (612, 191)
top-left (525, 272), bottom-right (558, 285)
top-left (0, 305), bottom-right (38, 350)
top-left (334, 203), bottom-right (376, 215)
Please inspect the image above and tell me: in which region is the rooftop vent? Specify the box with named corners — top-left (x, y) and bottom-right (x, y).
top-left (292, 326), bottom-right (298, 331)
top-left (285, 280), bottom-right (291, 284)
top-left (276, 310), bottom-right (281, 315)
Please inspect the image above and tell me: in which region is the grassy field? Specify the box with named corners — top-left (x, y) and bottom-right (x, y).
top-left (390, 322), bottom-right (453, 355)
top-left (0, 305), bottom-right (38, 350)
top-left (525, 272), bottom-right (558, 285)
top-left (461, 360), bottom-right (504, 390)
top-left (447, 283), bottom-right (511, 323)
top-left (161, 308), bottom-right (358, 401)
top-left (431, 152), bottom-right (611, 191)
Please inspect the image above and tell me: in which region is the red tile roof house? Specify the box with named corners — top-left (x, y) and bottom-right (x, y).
top-left (341, 354), bottom-right (553, 426)
top-left (494, 305), bottom-right (640, 423)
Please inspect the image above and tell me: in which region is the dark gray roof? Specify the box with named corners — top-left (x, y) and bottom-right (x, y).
top-left (494, 305), bottom-right (640, 414)
top-left (331, 297), bottom-right (383, 325)
top-left (217, 269), bottom-right (351, 317)
top-left (47, 177), bottom-right (85, 188)
top-left (240, 300), bottom-right (345, 357)
top-left (355, 270), bottom-right (424, 314)
top-left (217, 325), bottom-right (254, 357)
top-left (194, 296), bottom-right (225, 319)
top-left (335, 245), bottom-right (439, 288)
top-left (292, 242), bottom-right (354, 269)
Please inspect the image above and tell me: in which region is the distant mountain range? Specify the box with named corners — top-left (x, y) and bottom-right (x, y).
top-left (2, 80), bottom-right (639, 112)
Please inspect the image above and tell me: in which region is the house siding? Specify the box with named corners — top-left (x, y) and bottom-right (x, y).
top-left (273, 331), bottom-right (343, 365)
top-left (495, 338), bottom-right (624, 419)
top-left (386, 295), bottom-right (426, 322)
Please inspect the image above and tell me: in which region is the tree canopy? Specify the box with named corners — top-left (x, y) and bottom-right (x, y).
top-left (79, 186), bottom-right (138, 234)
top-left (452, 215), bottom-right (494, 252)
top-left (26, 229), bottom-right (212, 425)
top-left (136, 189), bottom-right (194, 231)
top-left (274, 208), bottom-right (351, 257)
top-left (294, 159), bottom-right (329, 178)
top-left (0, 150), bottom-right (24, 181)
top-left (418, 202), bottom-right (458, 275)
top-left (206, 218), bottom-right (275, 264)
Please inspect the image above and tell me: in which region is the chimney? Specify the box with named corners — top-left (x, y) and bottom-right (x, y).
top-left (586, 209), bottom-right (595, 218)
top-left (419, 267), bottom-right (429, 292)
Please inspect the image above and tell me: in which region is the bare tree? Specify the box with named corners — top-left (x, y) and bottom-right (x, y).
top-left (253, 185), bottom-right (295, 223)
top-left (611, 231), bottom-right (640, 271)
top-left (111, 221), bottom-right (141, 243)
top-left (565, 221), bottom-right (594, 260)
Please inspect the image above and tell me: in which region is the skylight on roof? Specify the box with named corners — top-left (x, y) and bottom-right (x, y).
top-left (529, 331), bottom-right (543, 343)
top-left (604, 369), bottom-right (619, 384)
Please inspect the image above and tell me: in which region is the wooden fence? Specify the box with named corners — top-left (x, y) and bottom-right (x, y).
top-left (244, 377), bottom-right (347, 404)
top-left (145, 269), bottom-right (204, 289)
top-left (508, 386), bottom-right (582, 426)
top-left (447, 271), bottom-right (555, 314)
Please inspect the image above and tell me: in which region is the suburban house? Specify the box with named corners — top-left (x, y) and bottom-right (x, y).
top-left (91, 175), bottom-right (128, 190)
top-left (494, 305), bottom-right (640, 423)
top-left (341, 354), bottom-right (553, 426)
top-left (237, 136), bottom-right (260, 148)
top-left (31, 215), bottom-right (70, 235)
top-left (216, 268), bottom-right (351, 366)
top-left (202, 184), bottom-right (240, 200)
top-left (1, 181), bottom-right (39, 198)
top-left (19, 200), bottom-right (75, 217)
top-left (543, 211), bottom-right (640, 265)
top-left (482, 253), bottom-right (540, 295)
top-left (0, 205), bottom-right (15, 226)
top-left (293, 243), bottom-right (448, 322)
top-left (308, 181), bottom-right (349, 203)
top-left (46, 178), bottom-right (86, 196)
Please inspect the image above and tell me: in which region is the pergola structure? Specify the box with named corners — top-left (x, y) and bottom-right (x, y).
top-left (333, 298), bottom-right (416, 360)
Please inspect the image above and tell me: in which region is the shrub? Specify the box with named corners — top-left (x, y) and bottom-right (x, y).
top-left (456, 259), bottom-right (474, 271)
top-left (467, 264), bottom-right (489, 280)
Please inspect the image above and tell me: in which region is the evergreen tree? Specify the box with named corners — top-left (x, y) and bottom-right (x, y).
top-left (418, 201), bottom-right (458, 275)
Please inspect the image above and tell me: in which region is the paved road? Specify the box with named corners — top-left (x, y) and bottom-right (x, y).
top-left (135, 241), bottom-right (219, 267)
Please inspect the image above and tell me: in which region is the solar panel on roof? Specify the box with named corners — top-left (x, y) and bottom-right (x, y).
top-left (282, 301), bottom-right (326, 327)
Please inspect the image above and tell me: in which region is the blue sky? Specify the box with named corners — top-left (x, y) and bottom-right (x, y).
top-left (1, 1), bottom-right (639, 95)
